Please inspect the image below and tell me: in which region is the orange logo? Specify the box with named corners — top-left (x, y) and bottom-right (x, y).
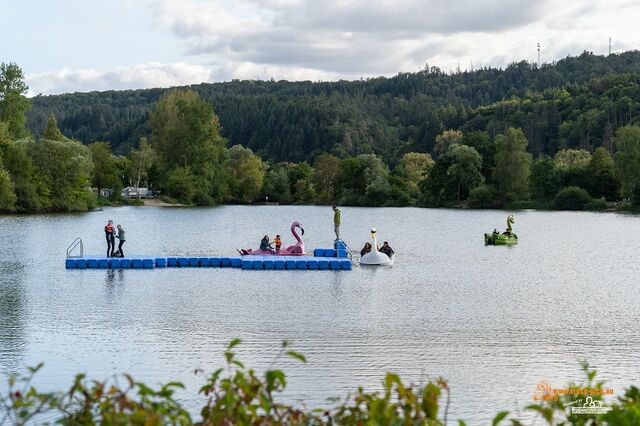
top-left (532, 380), bottom-right (556, 401)
top-left (532, 380), bottom-right (614, 401)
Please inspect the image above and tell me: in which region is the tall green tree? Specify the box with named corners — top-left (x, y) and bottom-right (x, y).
top-left (433, 129), bottom-right (463, 156)
top-left (339, 154), bottom-right (390, 206)
top-left (0, 62), bottom-right (29, 139)
top-left (149, 89), bottom-right (228, 204)
top-left (129, 137), bottom-right (155, 189)
top-left (613, 125), bottom-right (640, 203)
top-left (89, 142), bottom-right (122, 197)
top-left (41, 114), bottom-right (64, 141)
top-left (396, 152), bottom-right (434, 198)
top-left (287, 162), bottom-right (315, 203)
top-left (226, 145), bottom-right (265, 203)
top-left (0, 165), bottom-right (16, 212)
top-left (529, 156), bottom-right (561, 200)
top-left (586, 147), bottom-right (619, 200)
top-left (313, 153), bottom-right (341, 203)
top-left (263, 164), bottom-right (291, 203)
top-left (447, 144), bottom-right (484, 201)
top-left (18, 138), bottom-right (94, 211)
top-left (493, 127), bottom-right (532, 200)
top-left (554, 149), bottom-right (591, 170)
top-left (462, 130), bottom-right (495, 180)
top-left (0, 143), bottom-right (41, 212)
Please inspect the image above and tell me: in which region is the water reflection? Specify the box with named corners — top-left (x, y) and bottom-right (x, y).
top-left (1, 206), bottom-right (640, 424)
top-left (104, 269), bottom-right (126, 301)
top-left (0, 260), bottom-right (27, 373)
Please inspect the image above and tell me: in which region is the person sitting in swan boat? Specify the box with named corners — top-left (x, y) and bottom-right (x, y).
top-left (360, 242), bottom-right (372, 256)
top-left (380, 241), bottom-right (394, 258)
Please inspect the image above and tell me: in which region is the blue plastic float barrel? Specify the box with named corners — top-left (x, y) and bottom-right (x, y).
top-left (274, 256), bottom-right (285, 270)
top-left (241, 257), bottom-right (253, 269)
top-left (307, 257), bottom-right (318, 270)
top-left (285, 258), bottom-right (297, 269)
top-left (252, 257), bottom-right (264, 270)
top-left (67, 253), bottom-right (351, 271)
top-left (263, 258), bottom-right (274, 269)
top-left (340, 259), bottom-right (352, 270)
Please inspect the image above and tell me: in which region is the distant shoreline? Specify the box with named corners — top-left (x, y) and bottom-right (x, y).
top-left (141, 198), bottom-right (187, 207)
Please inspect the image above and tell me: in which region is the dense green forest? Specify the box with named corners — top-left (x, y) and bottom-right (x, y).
top-left (3, 51), bottom-right (640, 213)
top-left (27, 51), bottom-right (640, 162)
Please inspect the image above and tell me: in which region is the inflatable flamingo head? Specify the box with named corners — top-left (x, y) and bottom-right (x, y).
top-left (291, 221), bottom-right (304, 236)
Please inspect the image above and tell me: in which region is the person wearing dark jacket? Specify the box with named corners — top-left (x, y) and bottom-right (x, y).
top-left (115, 224), bottom-right (126, 257)
top-left (380, 241), bottom-right (395, 258)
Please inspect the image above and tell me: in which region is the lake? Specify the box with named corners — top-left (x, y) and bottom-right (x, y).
top-left (1, 206), bottom-right (639, 424)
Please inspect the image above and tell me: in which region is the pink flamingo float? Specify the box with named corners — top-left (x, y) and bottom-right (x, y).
top-left (238, 221), bottom-right (306, 256)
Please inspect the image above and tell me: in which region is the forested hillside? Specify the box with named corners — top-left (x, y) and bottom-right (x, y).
top-left (27, 51), bottom-right (640, 164)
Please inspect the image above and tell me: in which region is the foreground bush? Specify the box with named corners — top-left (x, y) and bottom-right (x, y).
top-left (1, 341), bottom-right (638, 425)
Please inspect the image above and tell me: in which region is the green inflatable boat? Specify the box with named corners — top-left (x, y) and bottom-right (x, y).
top-left (484, 215), bottom-right (518, 246)
top-left (484, 232), bottom-right (518, 245)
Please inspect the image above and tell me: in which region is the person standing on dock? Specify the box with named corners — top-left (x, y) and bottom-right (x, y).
top-left (115, 224), bottom-right (126, 257)
top-left (104, 220), bottom-right (115, 257)
top-left (333, 205), bottom-right (341, 240)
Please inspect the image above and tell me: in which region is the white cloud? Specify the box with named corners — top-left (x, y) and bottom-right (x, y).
top-left (27, 62), bottom-right (216, 96)
top-left (151, 0), bottom-right (640, 78)
top-left (25, 0), bottom-right (640, 94)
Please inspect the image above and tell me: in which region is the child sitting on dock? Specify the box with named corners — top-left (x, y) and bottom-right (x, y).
top-left (274, 235), bottom-right (282, 253)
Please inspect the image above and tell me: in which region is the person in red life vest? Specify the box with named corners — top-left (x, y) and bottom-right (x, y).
top-left (274, 234), bottom-right (282, 253)
top-left (104, 220), bottom-right (115, 257)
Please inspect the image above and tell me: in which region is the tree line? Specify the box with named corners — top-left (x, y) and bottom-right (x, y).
top-left (3, 56), bottom-right (640, 212)
top-left (27, 50), bottom-right (640, 166)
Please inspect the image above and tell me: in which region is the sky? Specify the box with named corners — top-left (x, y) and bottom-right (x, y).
top-left (1, 0), bottom-right (638, 96)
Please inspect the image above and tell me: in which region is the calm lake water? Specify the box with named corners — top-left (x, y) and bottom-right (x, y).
top-left (1, 206), bottom-right (639, 424)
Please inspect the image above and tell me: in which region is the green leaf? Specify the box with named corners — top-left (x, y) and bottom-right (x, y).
top-left (492, 411), bottom-right (509, 425)
top-left (27, 363), bottom-right (44, 374)
top-left (281, 340), bottom-right (289, 348)
top-left (421, 382), bottom-right (441, 419)
top-left (227, 338), bottom-right (242, 349)
top-left (286, 351), bottom-right (306, 363)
